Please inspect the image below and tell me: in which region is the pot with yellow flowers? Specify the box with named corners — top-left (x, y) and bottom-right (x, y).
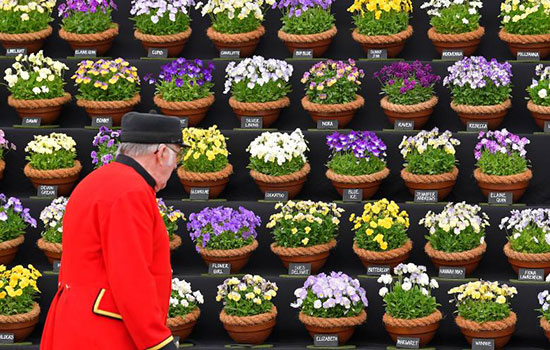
top-left (216, 275), bottom-right (278, 344)
top-left (0, 195), bottom-right (36, 265)
top-left (449, 281), bottom-right (517, 349)
top-left (177, 126), bottom-right (233, 199)
top-left (167, 278), bottom-right (203, 341)
top-left (0, 265), bottom-right (42, 342)
top-left (37, 197), bottom-right (67, 263)
top-left (157, 198), bottom-right (185, 252)
top-left (0, 131), bottom-right (15, 180)
top-left (350, 199), bottom-right (412, 269)
top-left (267, 201), bottom-right (343, 274)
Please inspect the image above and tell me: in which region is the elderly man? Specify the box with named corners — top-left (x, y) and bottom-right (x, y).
top-left (41, 113), bottom-right (182, 350)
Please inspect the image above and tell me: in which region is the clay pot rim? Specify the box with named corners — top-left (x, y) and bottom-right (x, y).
top-left (8, 92), bottom-right (72, 109)
top-left (270, 239), bottom-right (337, 257)
top-left (301, 95), bottom-right (365, 113)
top-left (380, 95), bottom-right (438, 113)
top-left (76, 94), bottom-right (141, 109)
top-left (352, 25), bottom-right (413, 44)
top-left (36, 238), bottom-right (62, 254)
top-left (503, 242), bottom-right (550, 261)
top-left (134, 26), bottom-right (192, 43)
top-left (278, 26), bottom-right (337, 42)
top-left (250, 162), bottom-right (310, 184)
top-left (499, 28), bottom-right (550, 44)
top-left (229, 96), bottom-right (290, 112)
top-left (207, 25), bottom-right (265, 43)
top-left (167, 307), bottom-right (201, 327)
top-left (326, 167), bottom-right (390, 184)
top-left (401, 166), bottom-right (459, 184)
top-left (58, 24), bottom-right (119, 42)
top-left (425, 241), bottom-right (487, 262)
top-left (24, 160), bottom-right (82, 180)
top-left (154, 94), bottom-right (215, 110)
top-left (0, 302), bottom-right (40, 324)
top-left (177, 163), bottom-right (233, 182)
top-left (353, 239), bottom-right (412, 260)
top-left (299, 309), bottom-right (367, 327)
top-left (198, 239), bottom-right (258, 258)
top-left (455, 312), bottom-right (517, 332)
top-left (0, 25), bottom-right (52, 41)
top-left (450, 99), bottom-right (511, 113)
top-left (169, 234), bottom-right (182, 251)
top-left (541, 317), bottom-right (550, 332)
top-left (527, 100), bottom-right (550, 113)
top-left (473, 168), bottom-right (533, 184)
top-left (0, 235), bottom-right (25, 250)
top-left (427, 26), bottom-right (485, 42)
top-left (383, 309), bottom-right (443, 328)
top-left (220, 305), bottom-right (277, 326)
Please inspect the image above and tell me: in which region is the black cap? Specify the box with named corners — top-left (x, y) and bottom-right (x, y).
top-left (120, 112), bottom-right (183, 145)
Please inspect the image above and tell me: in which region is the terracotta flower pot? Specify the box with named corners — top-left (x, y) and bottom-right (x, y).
top-left (326, 168), bottom-right (390, 200)
top-left (353, 239), bottom-right (412, 269)
top-left (456, 312), bottom-right (516, 349)
top-left (135, 27), bottom-right (192, 57)
top-left (177, 164), bottom-right (233, 199)
top-left (270, 239), bottom-right (337, 274)
top-left (427, 26), bottom-right (484, 56)
top-left (167, 308), bottom-right (200, 342)
top-left (352, 25), bottom-right (413, 58)
top-left (250, 163), bottom-right (310, 200)
top-left (24, 161), bottom-right (83, 196)
top-left (76, 94), bottom-right (141, 126)
top-left (0, 236), bottom-right (24, 265)
top-left (302, 95), bottom-right (365, 128)
top-left (7, 93), bottom-right (72, 125)
top-left (199, 240), bottom-right (258, 274)
top-left (0, 303), bottom-right (40, 342)
top-left (503, 242), bottom-right (550, 275)
top-left (207, 26), bottom-right (265, 58)
top-left (451, 99), bottom-right (511, 130)
top-left (154, 94), bottom-right (215, 127)
top-left (220, 306), bottom-right (277, 345)
top-left (425, 242), bottom-right (486, 276)
top-left (401, 167), bottom-right (459, 201)
top-left (380, 96), bottom-right (438, 129)
top-left (59, 25), bottom-right (119, 56)
top-left (540, 318), bottom-right (550, 343)
top-left (37, 238), bottom-right (62, 264)
top-left (278, 26), bottom-right (337, 57)
top-left (499, 29), bottom-right (550, 59)
top-left (0, 26), bottom-right (52, 54)
top-left (473, 168), bottom-right (532, 203)
top-left (527, 100), bottom-right (550, 129)
top-left (229, 96), bottom-right (290, 128)
top-left (299, 310), bottom-right (367, 345)
top-left (0, 159), bottom-right (5, 180)
top-left (383, 310), bottom-right (442, 348)
top-left (169, 235), bottom-right (182, 252)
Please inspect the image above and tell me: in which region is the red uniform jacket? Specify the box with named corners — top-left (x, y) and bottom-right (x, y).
top-left (41, 155), bottom-right (176, 350)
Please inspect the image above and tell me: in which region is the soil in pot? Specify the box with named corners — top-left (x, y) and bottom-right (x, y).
top-left (253, 177), bottom-right (306, 199)
top-left (223, 316), bottom-right (276, 345)
top-left (384, 319), bottom-right (440, 348)
top-left (460, 324), bottom-right (515, 349)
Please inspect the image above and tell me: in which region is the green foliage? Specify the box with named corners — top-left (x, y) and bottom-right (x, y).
top-left (42, 223), bottom-right (62, 243)
top-left (201, 230), bottom-right (254, 251)
top-left (426, 226), bottom-right (484, 252)
top-left (509, 224), bottom-right (550, 253)
top-left (476, 151), bottom-right (527, 176)
top-left (327, 152), bottom-right (386, 176)
top-left (211, 11), bottom-right (261, 34)
top-left (355, 222), bottom-right (408, 252)
top-left (133, 11), bottom-right (190, 35)
top-left (156, 79), bottom-right (213, 103)
top-left (7, 72), bottom-right (65, 101)
top-left (0, 209), bottom-right (27, 242)
top-left (0, 9), bottom-right (52, 34)
top-left (231, 80), bottom-right (292, 103)
top-left (353, 11), bottom-right (409, 36)
top-left (300, 289), bottom-right (364, 318)
top-left (182, 154), bottom-right (228, 173)
top-left (527, 78), bottom-right (550, 106)
top-left (62, 9), bottom-right (113, 34)
top-left (457, 299), bottom-right (511, 323)
top-left (384, 283), bottom-right (438, 319)
top-left (430, 4), bottom-right (480, 34)
top-left (383, 80), bottom-right (435, 105)
top-left (248, 156), bottom-right (304, 176)
top-left (0, 265), bottom-right (41, 316)
top-left (280, 7), bottom-right (334, 35)
top-left (450, 82), bottom-right (511, 106)
top-left (404, 148), bottom-right (456, 175)
top-left (501, 2), bottom-right (550, 35)
top-left (26, 149), bottom-right (75, 171)
top-left (76, 76), bottom-right (139, 101)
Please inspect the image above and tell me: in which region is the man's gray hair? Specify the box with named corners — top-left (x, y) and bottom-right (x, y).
top-left (115, 143), bottom-right (160, 157)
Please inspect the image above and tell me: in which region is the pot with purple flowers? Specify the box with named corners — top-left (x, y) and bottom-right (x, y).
top-left (37, 197), bottom-right (67, 263)
top-left (292, 272), bottom-right (368, 345)
top-left (473, 129), bottom-right (532, 203)
top-left (188, 206), bottom-right (261, 274)
top-left (537, 290), bottom-right (550, 342)
top-left (0, 131), bottom-right (16, 180)
top-left (157, 198), bottom-right (186, 252)
top-left (0, 195), bottom-right (36, 264)
top-left (526, 64), bottom-right (550, 129)
top-left (374, 61), bottom-right (440, 129)
top-left (91, 126), bottom-right (120, 169)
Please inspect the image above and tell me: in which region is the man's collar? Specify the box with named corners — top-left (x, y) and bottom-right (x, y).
top-left (115, 154), bottom-right (156, 189)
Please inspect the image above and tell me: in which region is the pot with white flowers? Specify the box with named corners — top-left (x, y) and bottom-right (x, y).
top-left (37, 197), bottom-right (67, 263)
top-left (527, 64), bottom-right (550, 129)
top-left (292, 272), bottom-right (368, 345)
top-left (188, 206), bottom-right (261, 274)
top-left (157, 198), bottom-right (185, 252)
top-left (351, 199), bottom-right (412, 269)
top-left (449, 281), bottom-right (517, 349)
top-left (247, 129), bottom-right (310, 199)
top-left (0, 195), bottom-right (36, 264)
top-left (0, 131), bottom-right (15, 180)
top-left (266, 201), bottom-right (343, 274)
top-left (3, 51), bottom-right (71, 125)
top-left (216, 275), bottom-right (278, 344)
top-left (537, 290), bottom-right (550, 342)
top-left (167, 278), bottom-right (203, 341)
top-left (378, 263), bottom-right (442, 347)
top-left (421, 202), bottom-right (490, 276)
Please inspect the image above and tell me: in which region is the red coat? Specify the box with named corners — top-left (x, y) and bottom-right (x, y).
top-left (41, 155), bottom-right (176, 350)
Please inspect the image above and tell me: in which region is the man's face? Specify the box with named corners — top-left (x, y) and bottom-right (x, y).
top-left (154, 144), bottom-right (181, 192)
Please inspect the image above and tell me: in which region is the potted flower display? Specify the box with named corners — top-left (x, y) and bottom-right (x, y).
top-left (421, 202), bottom-right (490, 275)
top-left (0, 195), bottom-right (36, 264)
top-left (399, 128), bottom-right (460, 201)
top-left (197, 0), bottom-right (274, 57)
top-left (0, 130), bottom-right (16, 180)
top-left (224, 56), bottom-right (293, 127)
top-left (301, 60), bottom-right (365, 128)
top-left (0, 265), bottom-right (42, 342)
top-left (421, 0), bottom-right (484, 55)
top-left (188, 206), bottom-right (261, 273)
top-left (292, 272), bottom-right (368, 345)
top-left (131, 0), bottom-right (195, 57)
top-left (91, 126), bottom-right (120, 168)
top-left (325, 131), bottom-right (389, 199)
top-left (500, 208), bottom-right (550, 274)
top-left (350, 199), bottom-right (412, 268)
top-left (537, 290), bottom-right (550, 342)
top-left (374, 61), bottom-right (440, 129)
top-left (499, 0), bottom-right (550, 59)
top-left (72, 58), bottom-right (141, 126)
top-left (216, 275), bottom-right (278, 344)
top-left (443, 56), bottom-right (513, 129)
top-left (274, 0), bottom-right (337, 57)
top-left (0, 0), bottom-right (55, 53)
top-left (3, 51), bottom-right (71, 124)
top-left (177, 126), bottom-right (233, 199)
top-left (37, 197), bottom-right (67, 263)
top-left (167, 278), bottom-right (203, 341)
top-left (57, 0), bottom-right (119, 55)
top-left (378, 263), bottom-right (442, 347)
top-left (247, 129), bottom-right (309, 199)
top-left (449, 281), bottom-right (517, 348)
top-left (527, 64), bottom-right (550, 129)
top-left (24, 133), bottom-right (82, 195)
top-left (146, 58), bottom-right (215, 126)
top-left (157, 198), bottom-right (185, 252)
top-left (473, 129), bottom-right (532, 202)
top-left (347, 0), bottom-right (413, 57)
top-left (266, 200), bottom-right (344, 273)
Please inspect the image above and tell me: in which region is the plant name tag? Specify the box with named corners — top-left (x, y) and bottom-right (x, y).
top-left (53, 260), bottom-right (61, 272)
top-left (442, 49), bottom-right (463, 60)
top-left (241, 116), bottom-right (263, 129)
top-left (414, 190), bottom-right (438, 203)
top-left (208, 263), bottom-right (231, 275)
top-left (264, 191), bottom-right (289, 202)
top-left (517, 51), bottom-right (540, 61)
top-left (396, 336), bottom-right (420, 349)
top-left (22, 117), bottom-right (41, 127)
top-left (92, 116), bottom-right (113, 128)
top-left (518, 268), bottom-right (545, 282)
top-left (179, 117), bottom-right (189, 129)
top-left (366, 265), bottom-right (390, 276)
top-left (343, 188), bottom-right (363, 202)
top-left (74, 49), bottom-right (97, 58)
top-left (488, 192), bottom-right (513, 205)
top-left (0, 333), bottom-right (14, 344)
top-left (220, 49), bottom-right (240, 59)
top-left (288, 263), bottom-right (311, 276)
top-left (147, 48), bottom-right (168, 58)
top-left (467, 121), bottom-right (488, 132)
top-left (313, 334), bottom-right (339, 347)
top-left (394, 120), bottom-right (414, 130)
top-left (293, 49), bottom-right (313, 59)
top-left (317, 119), bottom-right (338, 130)
top-left (545, 121), bottom-right (550, 133)
top-left (472, 338), bottom-right (495, 350)
top-left (38, 185), bottom-right (58, 198)
top-left (173, 336), bottom-right (180, 347)
top-left (6, 48), bottom-right (26, 56)
top-left (190, 187), bottom-right (210, 200)
top-left (368, 49), bottom-right (387, 59)
top-left (438, 266), bottom-right (466, 279)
